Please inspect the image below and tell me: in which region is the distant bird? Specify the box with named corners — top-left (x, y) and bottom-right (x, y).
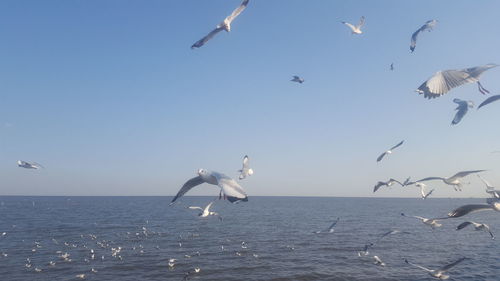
top-left (412, 170), bottom-right (485, 191)
top-left (478, 94), bottom-right (500, 109)
top-left (314, 217), bottom-right (340, 234)
top-left (390, 63), bottom-right (394, 71)
top-left (404, 257), bottom-right (468, 280)
top-left (373, 255), bottom-right (386, 266)
top-left (401, 213), bottom-right (443, 228)
top-left (291, 76), bottom-right (304, 84)
top-left (415, 183), bottom-right (434, 199)
top-left (341, 16), bottom-right (365, 34)
top-left (170, 169), bottom-right (248, 204)
top-left (446, 201), bottom-right (500, 218)
top-left (238, 155), bottom-right (253, 180)
top-left (451, 99), bottom-right (473, 125)
top-left (456, 221), bottom-right (494, 239)
top-left (410, 20), bottom-right (437, 53)
top-left (373, 178), bottom-right (404, 193)
top-left (358, 243), bottom-right (374, 257)
top-left (416, 64), bottom-right (498, 99)
top-left (194, 267), bottom-right (201, 273)
top-left (377, 140), bottom-right (404, 162)
top-left (188, 201), bottom-right (218, 217)
top-left (191, 0), bottom-right (249, 49)
top-left (17, 160), bottom-right (43, 169)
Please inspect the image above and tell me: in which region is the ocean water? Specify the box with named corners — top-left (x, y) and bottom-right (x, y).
top-left (0, 196), bottom-right (498, 281)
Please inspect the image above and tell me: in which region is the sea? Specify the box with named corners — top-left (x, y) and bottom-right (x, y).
top-left (0, 196), bottom-right (498, 281)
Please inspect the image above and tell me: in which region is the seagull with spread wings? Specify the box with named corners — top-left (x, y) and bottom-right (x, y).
top-left (170, 169), bottom-right (248, 204)
top-left (238, 155), bottom-right (253, 180)
top-left (412, 170), bottom-right (485, 191)
top-left (17, 160), bottom-right (43, 169)
top-left (401, 213), bottom-right (443, 229)
top-left (341, 16), bottom-right (365, 35)
top-left (377, 140), bottom-right (404, 162)
top-left (456, 221), bottom-right (494, 239)
top-left (416, 64), bottom-right (498, 99)
top-left (404, 257), bottom-right (468, 280)
top-left (373, 178), bottom-right (404, 193)
top-left (415, 183), bottom-right (434, 199)
top-left (291, 76), bottom-right (304, 84)
top-left (451, 99), bottom-right (474, 125)
top-left (191, 0), bottom-right (249, 49)
top-left (410, 20), bottom-right (437, 53)
top-left (188, 201), bottom-right (219, 218)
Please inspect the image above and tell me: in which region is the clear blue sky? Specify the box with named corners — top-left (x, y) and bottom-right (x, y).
top-left (1, 0), bottom-right (499, 197)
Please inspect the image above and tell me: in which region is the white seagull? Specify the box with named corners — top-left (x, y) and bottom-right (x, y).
top-left (456, 221), bottom-right (494, 239)
top-left (401, 213), bottom-right (443, 229)
top-left (188, 201), bottom-right (219, 218)
top-left (477, 175), bottom-right (498, 196)
top-left (377, 140), bottom-right (404, 162)
top-left (17, 160), bottom-right (43, 169)
top-left (238, 155), bottom-right (253, 180)
top-left (416, 64), bottom-right (498, 99)
top-left (404, 257), bottom-right (468, 280)
top-left (373, 256), bottom-right (386, 266)
top-left (413, 170), bottom-right (485, 191)
top-left (291, 76), bottom-right (304, 84)
top-left (410, 20), bottom-right (438, 53)
top-left (373, 178), bottom-right (404, 193)
top-left (451, 99), bottom-right (474, 125)
top-left (341, 16), bottom-right (365, 34)
top-left (191, 0), bottom-right (249, 49)
top-left (415, 183), bottom-right (434, 199)
top-left (170, 169), bottom-right (248, 204)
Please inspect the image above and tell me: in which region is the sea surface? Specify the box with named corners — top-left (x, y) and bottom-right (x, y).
top-left (0, 196), bottom-right (498, 281)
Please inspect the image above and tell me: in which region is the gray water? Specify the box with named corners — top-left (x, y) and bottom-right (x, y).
top-left (0, 196), bottom-right (498, 281)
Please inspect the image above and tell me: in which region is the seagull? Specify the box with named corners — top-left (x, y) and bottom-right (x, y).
top-left (194, 267), bottom-right (201, 273)
top-left (404, 257), bottom-right (468, 280)
top-left (390, 63), bottom-right (394, 71)
top-left (416, 64), bottom-right (498, 99)
top-left (410, 20), bottom-right (438, 53)
top-left (17, 160), bottom-right (43, 169)
top-left (373, 178), bottom-right (404, 193)
top-left (401, 213), bottom-right (443, 228)
top-left (445, 201), bottom-right (500, 218)
top-left (341, 16), bottom-right (365, 34)
top-left (373, 255), bottom-right (386, 266)
top-left (191, 0), bottom-right (249, 49)
top-left (477, 175), bottom-right (497, 196)
top-left (451, 99), bottom-right (474, 125)
top-left (456, 221), bottom-right (494, 239)
top-left (170, 169), bottom-right (248, 204)
top-left (412, 170), bottom-right (485, 191)
top-left (416, 183), bottom-right (434, 199)
top-left (314, 217), bottom-right (340, 234)
top-left (188, 201), bottom-right (218, 217)
top-left (478, 94), bottom-right (500, 110)
top-left (291, 76), bottom-right (304, 84)
top-left (377, 140), bottom-right (404, 162)
top-left (238, 155), bottom-right (253, 180)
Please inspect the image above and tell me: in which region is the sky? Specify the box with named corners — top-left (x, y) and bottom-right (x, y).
top-left (1, 0), bottom-right (500, 198)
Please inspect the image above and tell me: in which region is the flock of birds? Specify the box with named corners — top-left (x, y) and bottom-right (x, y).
top-left (10, 0), bottom-right (500, 280)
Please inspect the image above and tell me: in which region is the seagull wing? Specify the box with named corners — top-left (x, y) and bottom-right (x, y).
top-left (424, 189), bottom-right (434, 198)
top-left (451, 99), bottom-right (470, 125)
top-left (357, 16), bottom-right (365, 28)
top-left (448, 170), bottom-right (485, 181)
top-left (188, 206), bottom-right (203, 211)
top-left (389, 178), bottom-right (404, 186)
top-left (327, 218), bottom-right (340, 231)
top-left (203, 201), bottom-right (214, 213)
top-left (376, 152), bottom-right (387, 162)
top-left (404, 259), bottom-right (433, 273)
top-left (477, 174), bottom-right (494, 189)
top-left (341, 22), bottom-right (356, 32)
top-left (242, 155), bottom-right (250, 170)
top-left (389, 140), bottom-right (404, 151)
top-left (456, 221), bottom-right (473, 230)
top-left (373, 181), bottom-right (386, 193)
top-left (224, 0), bottom-right (249, 24)
top-left (447, 204), bottom-right (493, 218)
top-left (478, 95), bottom-right (500, 109)
top-left (410, 27), bottom-right (422, 52)
top-left (213, 172), bottom-right (248, 203)
top-left (417, 70), bottom-right (474, 99)
top-left (170, 176), bottom-right (205, 204)
top-left (191, 27), bottom-right (225, 49)
top-left (439, 257), bottom-right (467, 272)
top-left (415, 177), bottom-right (445, 183)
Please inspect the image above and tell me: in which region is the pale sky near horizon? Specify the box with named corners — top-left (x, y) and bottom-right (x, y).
top-left (1, 0), bottom-right (500, 198)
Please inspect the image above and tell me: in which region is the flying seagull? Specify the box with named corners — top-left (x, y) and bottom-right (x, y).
top-left (191, 0), bottom-right (249, 49)
top-left (478, 95), bottom-right (500, 110)
top-left (17, 160), bottom-right (43, 169)
top-left (373, 178), bottom-right (404, 193)
top-left (445, 201), bottom-right (500, 218)
top-left (404, 257), bottom-right (468, 280)
top-left (416, 182), bottom-right (434, 199)
top-left (410, 20), bottom-right (437, 53)
top-left (170, 169), bottom-right (248, 204)
top-left (416, 64), bottom-right (498, 99)
top-left (341, 16), bottom-right (365, 35)
top-left (314, 217), bottom-right (340, 234)
top-left (377, 140), bottom-right (404, 162)
top-left (238, 155), bottom-right (253, 180)
top-left (451, 99), bottom-right (474, 125)
top-left (401, 213), bottom-right (443, 229)
top-left (412, 170), bottom-right (485, 191)
top-left (456, 221), bottom-right (494, 239)
top-left (188, 201), bottom-right (219, 218)
top-left (291, 76), bottom-right (304, 84)
top-left (373, 256), bottom-right (386, 266)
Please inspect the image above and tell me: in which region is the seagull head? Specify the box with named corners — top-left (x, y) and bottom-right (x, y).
top-left (197, 169), bottom-right (208, 176)
top-left (248, 168), bottom-right (254, 175)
